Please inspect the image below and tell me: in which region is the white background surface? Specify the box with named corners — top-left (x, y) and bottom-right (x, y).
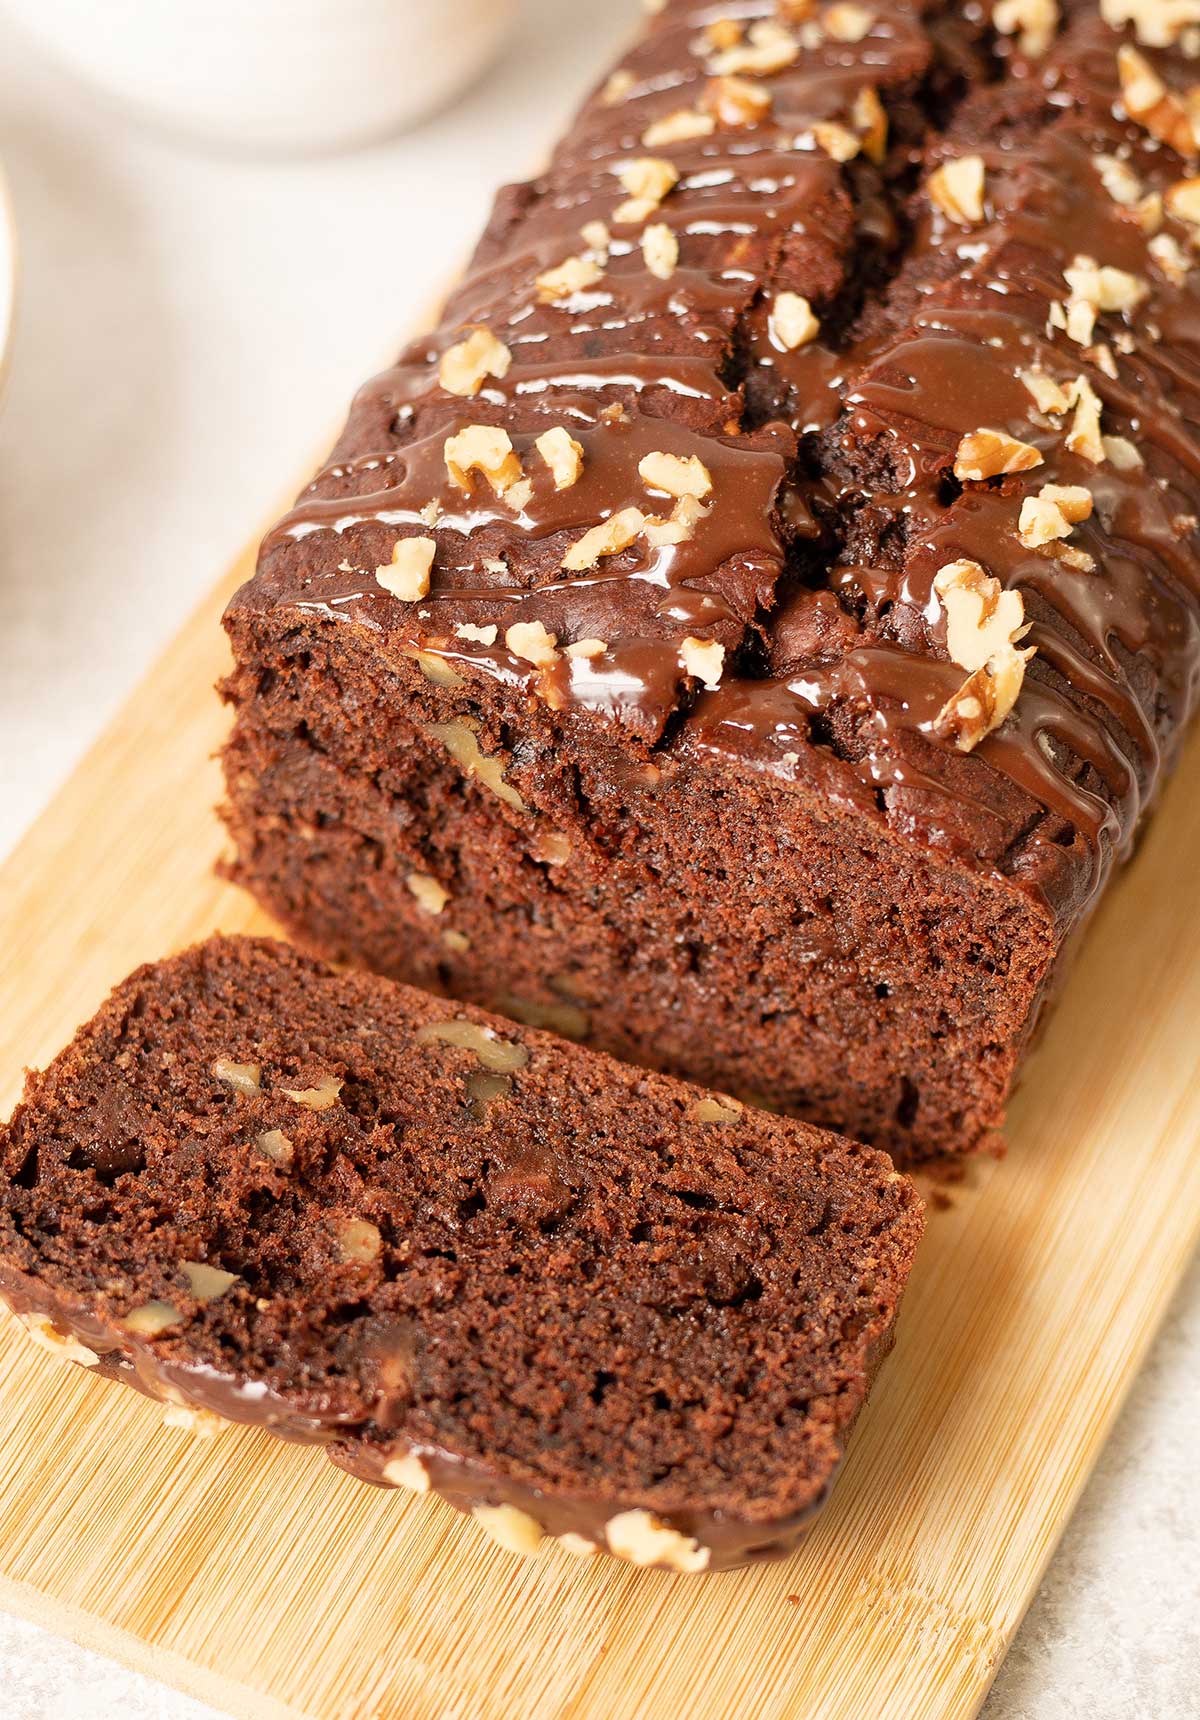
top-left (0, 5), bottom-right (1196, 1717)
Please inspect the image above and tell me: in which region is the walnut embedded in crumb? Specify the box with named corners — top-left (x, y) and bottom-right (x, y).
top-left (256, 1129), bottom-right (294, 1170)
top-left (407, 871), bottom-right (450, 916)
top-left (953, 429), bottom-right (1042, 481)
top-left (425, 718), bottom-right (526, 812)
top-left (16, 1310), bottom-right (101, 1367)
top-left (473, 1503), bottom-right (544, 1557)
top-left (123, 1301), bottom-right (183, 1338)
top-left (337, 1219), bottom-right (383, 1265)
top-left (933, 559), bottom-right (1029, 673)
top-left (638, 450), bottom-right (713, 499)
top-left (701, 74), bottom-right (773, 128)
top-left (535, 254), bottom-right (604, 303)
top-left (535, 426), bottom-right (585, 490)
top-left (933, 646), bottom-right (1033, 753)
top-left (992, 0), bottom-right (1059, 56)
top-left (642, 107), bottom-right (715, 147)
top-left (415, 1019), bottom-right (530, 1074)
top-left (505, 620), bottom-right (559, 666)
top-left (708, 17), bottom-right (799, 75)
top-left (375, 536), bottom-right (435, 602)
top-left (162, 1401), bottom-right (224, 1438)
top-left (383, 1451), bottom-right (431, 1492)
top-left (212, 1057), bottom-right (261, 1095)
top-left (181, 1261), bottom-right (239, 1302)
top-left (282, 1073), bottom-right (343, 1111)
top-left (532, 829), bottom-right (572, 865)
top-left (680, 636), bottom-right (726, 689)
top-left (688, 1095), bottom-right (743, 1124)
top-left (437, 325), bottom-right (512, 398)
top-left (824, 3), bottom-right (874, 40)
top-left (605, 1509), bottom-right (711, 1572)
top-left (414, 650), bottom-right (466, 689)
top-left (642, 222), bottom-right (680, 280)
top-left (772, 291), bottom-right (820, 351)
top-left (562, 507), bottom-right (647, 572)
top-left (443, 928), bottom-right (471, 954)
top-left (928, 156), bottom-right (986, 225)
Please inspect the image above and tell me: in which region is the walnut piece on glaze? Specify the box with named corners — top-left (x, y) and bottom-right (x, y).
top-left (1103, 433), bottom-right (1145, 468)
top-left (383, 1452), bottom-right (431, 1493)
top-left (506, 621), bottom-right (560, 666)
top-left (1065, 374), bottom-right (1106, 464)
top-left (708, 18), bottom-right (799, 75)
top-left (853, 86), bottom-right (888, 164)
top-left (928, 156), bottom-right (987, 225)
top-left (701, 74), bottom-right (773, 128)
top-left (1149, 230), bottom-right (1192, 284)
top-left (643, 494), bottom-right (706, 547)
top-left (824, 3), bottom-right (875, 40)
top-left (566, 637), bottom-right (608, 659)
top-left (415, 1019), bottom-right (530, 1074)
top-left (601, 68), bottom-right (636, 106)
top-left (1101, 0), bottom-right (1200, 49)
top-left (580, 218), bottom-right (611, 257)
top-left (16, 1310), bottom-right (101, 1367)
top-left (473, 1503), bottom-right (544, 1557)
top-left (953, 428), bottom-right (1043, 481)
top-left (282, 1073), bottom-right (343, 1111)
top-left (642, 107), bottom-right (715, 147)
top-left (443, 425), bottom-right (527, 501)
top-left (993, 0), bottom-right (1060, 57)
top-left (638, 450), bottom-right (713, 500)
top-left (772, 291), bottom-right (820, 351)
top-left (535, 254), bottom-right (604, 304)
top-left (642, 222), bottom-right (680, 280)
top-left (181, 1261), bottom-right (239, 1302)
top-left (1116, 44), bottom-right (1200, 156)
top-left (1017, 483), bottom-right (1095, 550)
top-left (1021, 367), bottom-right (1072, 414)
top-left (212, 1057), bottom-right (261, 1095)
top-left (933, 646), bottom-right (1034, 754)
top-left (162, 1401), bottom-right (225, 1438)
top-left (534, 426), bottom-right (584, 490)
top-left (437, 326), bottom-right (512, 398)
top-left (605, 1510), bottom-right (711, 1573)
top-left (613, 155), bottom-right (679, 225)
top-left (811, 120), bottom-right (862, 162)
top-left (680, 637), bottom-right (726, 689)
top-left (407, 871), bottom-right (450, 916)
top-left (933, 559), bottom-right (1029, 673)
top-left (123, 1300), bottom-right (184, 1338)
top-left (562, 507), bottom-right (647, 572)
top-left (375, 536), bottom-right (436, 602)
top-left (1166, 174), bottom-right (1200, 221)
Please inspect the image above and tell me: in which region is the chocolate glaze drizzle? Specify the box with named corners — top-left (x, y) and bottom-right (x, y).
top-left (239, 0), bottom-right (1200, 924)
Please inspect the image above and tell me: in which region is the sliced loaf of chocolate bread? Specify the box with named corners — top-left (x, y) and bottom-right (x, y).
top-left (0, 935), bottom-right (921, 1571)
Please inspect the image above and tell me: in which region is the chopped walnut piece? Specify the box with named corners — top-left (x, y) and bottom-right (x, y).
top-left (407, 871), bottom-right (450, 915)
top-left (1101, 0), bottom-right (1200, 48)
top-left (811, 119), bottom-right (862, 161)
top-left (642, 222), bottom-right (680, 279)
top-left (703, 17), bottom-right (744, 51)
top-left (443, 928), bottom-right (471, 954)
top-left (1020, 368), bottom-right (1072, 414)
top-left (375, 536), bottom-right (435, 602)
top-left (1063, 255), bottom-right (1149, 347)
top-left (1065, 374), bottom-right (1106, 463)
top-left (473, 1503), bottom-right (544, 1557)
top-left (1117, 44), bottom-right (1200, 155)
top-left (680, 636), bottom-right (726, 689)
top-left (709, 17), bottom-right (799, 75)
top-left (418, 499), bottom-right (441, 528)
top-left (933, 559), bottom-right (1029, 672)
top-left (562, 507), bottom-right (647, 571)
top-left (929, 155), bottom-right (986, 225)
top-left (934, 645), bottom-right (1033, 752)
top-left (566, 637), bottom-right (608, 659)
top-left (1085, 341), bottom-right (1119, 379)
top-left (643, 107), bottom-right (715, 147)
top-left (1166, 174), bottom-right (1200, 221)
top-left (383, 1452), bottom-right (431, 1492)
top-left (212, 1057), bottom-right (261, 1095)
top-left (535, 426), bottom-right (585, 490)
top-left (426, 719), bottom-right (525, 811)
top-left (455, 621), bottom-right (499, 645)
top-left (1018, 483), bottom-right (1094, 547)
top-left (643, 494), bottom-right (706, 547)
top-left (613, 155), bottom-right (679, 226)
top-left (414, 650), bottom-right (466, 689)
top-left (602, 68), bottom-right (636, 105)
top-left (824, 3), bottom-right (874, 39)
top-left (1149, 230), bottom-right (1191, 283)
top-left (638, 450), bottom-right (713, 499)
top-left (257, 1129), bottom-right (294, 1169)
top-left (953, 428), bottom-right (1043, 481)
top-left (181, 1261), bottom-right (239, 1302)
top-left (1096, 152), bottom-right (1143, 207)
top-left (580, 219), bottom-right (611, 255)
top-left (853, 85), bottom-right (888, 163)
top-left (505, 620), bottom-right (559, 666)
top-left (123, 1301), bottom-right (183, 1338)
top-left (772, 291), bottom-right (821, 350)
top-left (438, 326), bottom-right (512, 398)
top-left (535, 254), bottom-right (604, 303)
top-left (701, 74), bottom-right (773, 127)
top-left (688, 1095), bottom-right (743, 1124)
top-left (337, 1219), bottom-right (383, 1265)
top-left (16, 1310), bottom-right (101, 1368)
top-left (444, 425), bottom-right (526, 500)
top-left (282, 1074), bottom-right (343, 1111)
top-left (606, 1510), bottom-right (711, 1573)
top-left (1102, 433), bottom-right (1144, 468)
top-left (993, 0), bottom-right (1060, 56)
top-left (416, 1019), bottom-right (530, 1073)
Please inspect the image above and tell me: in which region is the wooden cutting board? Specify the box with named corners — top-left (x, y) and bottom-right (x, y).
top-left (0, 528), bottom-right (1198, 1720)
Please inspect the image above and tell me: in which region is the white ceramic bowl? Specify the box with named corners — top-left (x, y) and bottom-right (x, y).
top-left (0, 0), bottom-right (519, 154)
top-left (0, 167), bottom-right (14, 390)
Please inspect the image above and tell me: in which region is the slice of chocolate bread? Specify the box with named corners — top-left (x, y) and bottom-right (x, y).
top-left (0, 935), bottom-right (921, 1571)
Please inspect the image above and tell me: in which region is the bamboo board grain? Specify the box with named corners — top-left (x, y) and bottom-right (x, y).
top-left (0, 539), bottom-right (1199, 1720)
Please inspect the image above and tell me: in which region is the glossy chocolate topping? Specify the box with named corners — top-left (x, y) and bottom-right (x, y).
top-left (237, 0), bottom-right (1200, 921)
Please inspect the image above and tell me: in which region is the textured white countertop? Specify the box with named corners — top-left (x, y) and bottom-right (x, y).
top-left (0, 4), bottom-right (1196, 1715)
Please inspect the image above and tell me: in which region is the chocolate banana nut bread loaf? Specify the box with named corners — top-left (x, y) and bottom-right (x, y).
top-left (0, 935), bottom-right (921, 1572)
top-left (221, 0), bottom-right (1200, 1162)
